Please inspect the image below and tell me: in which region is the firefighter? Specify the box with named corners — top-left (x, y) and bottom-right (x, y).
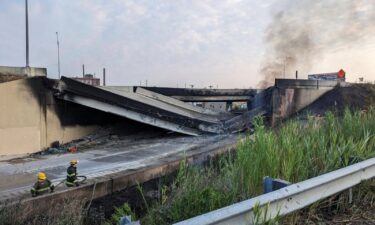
top-left (65, 159), bottom-right (80, 187)
top-left (30, 172), bottom-right (54, 197)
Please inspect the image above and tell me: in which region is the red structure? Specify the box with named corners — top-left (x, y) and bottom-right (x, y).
top-left (337, 69), bottom-right (346, 79)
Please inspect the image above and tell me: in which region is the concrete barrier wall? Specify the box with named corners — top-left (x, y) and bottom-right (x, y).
top-left (275, 79), bottom-right (344, 89)
top-left (0, 66), bottom-right (47, 77)
top-left (0, 78), bottom-right (98, 156)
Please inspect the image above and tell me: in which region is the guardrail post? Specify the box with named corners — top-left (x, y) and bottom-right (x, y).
top-left (263, 176), bottom-right (273, 193)
top-left (263, 176), bottom-right (291, 194)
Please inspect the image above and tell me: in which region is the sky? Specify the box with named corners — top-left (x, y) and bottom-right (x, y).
top-left (0, 0), bottom-right (375, 88)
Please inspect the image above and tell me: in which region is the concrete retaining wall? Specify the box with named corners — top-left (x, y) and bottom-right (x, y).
top-left (0, 78), bottom-right (100, 156)
top-left (272, 79), bottom-right (347, 124)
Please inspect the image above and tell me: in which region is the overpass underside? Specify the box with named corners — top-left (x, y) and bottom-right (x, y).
top-left (142, 86), bottom-right (258, 102)
top-left (55, 77), bottom-right (261, 136)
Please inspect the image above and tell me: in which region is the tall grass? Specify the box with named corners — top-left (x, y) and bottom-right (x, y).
top-left (235, 109), bottom-right (375, 197)
top-left (141, 108), bottom-right (375, 224)
top-left (0, 198), bottom-right (86, 225)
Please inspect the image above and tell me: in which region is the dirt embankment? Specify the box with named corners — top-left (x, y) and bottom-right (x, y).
top-left (303, 84), bottom-right (375, 115)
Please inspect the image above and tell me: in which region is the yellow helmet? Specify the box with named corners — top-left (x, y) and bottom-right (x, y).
top-left (38, 172), bottom-right (46, 180)
top-left (70, 159), bottom-right (78, 165)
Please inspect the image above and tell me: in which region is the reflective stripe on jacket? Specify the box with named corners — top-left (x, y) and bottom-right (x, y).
top-left (30, 179), bottom-right (53, 196)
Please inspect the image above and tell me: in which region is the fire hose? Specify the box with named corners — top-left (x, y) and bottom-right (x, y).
top-left (54, 175), bottom-right (87, 188)
top-left (31, 176), bottom-right (88, 197)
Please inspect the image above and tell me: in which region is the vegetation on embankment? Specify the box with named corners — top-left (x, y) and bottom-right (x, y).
top-left (0, 198), bottom-right (86, 225)
top-left (139, 108), bottom-right (375, 224)
top-left (1, 107), bottom-right (375, 225)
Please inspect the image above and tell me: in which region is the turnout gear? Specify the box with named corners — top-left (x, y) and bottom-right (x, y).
top-left (65, 164), bottom-right (79, 187)
top-left (31, 173), bottom-right (54, 197)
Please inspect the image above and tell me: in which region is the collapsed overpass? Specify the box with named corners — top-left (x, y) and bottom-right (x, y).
top-left (0, 75), bottom-right (263, 156)
top-left (55, 77), bottom-right (262, 136)
top-left (0, 74), bottom-right (346, 157)
top-left (0, 74), bottom-right (352, 215)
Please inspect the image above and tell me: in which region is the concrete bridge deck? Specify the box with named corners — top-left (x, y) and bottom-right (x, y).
top-left (143, 86), bottom-right (258, 102)
top-left (56, 77), bottom-right (236, 136)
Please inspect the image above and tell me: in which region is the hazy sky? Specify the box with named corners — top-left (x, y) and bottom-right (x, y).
top-left (1, 0), bottom-right (374, 88)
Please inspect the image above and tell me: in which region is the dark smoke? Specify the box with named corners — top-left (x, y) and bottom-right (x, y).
top-left (259, 0), bottom-right (375, 88)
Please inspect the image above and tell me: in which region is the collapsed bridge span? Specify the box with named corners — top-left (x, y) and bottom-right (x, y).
top-left (56, 77), bottom-right (257, 136)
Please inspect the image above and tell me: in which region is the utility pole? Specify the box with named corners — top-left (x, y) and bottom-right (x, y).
top-left (103, 68), bottom-right (106, 86)
top-left (56, 32), bottom-right (61, 78)
top-left (25, 0), bottom-right (30, 68)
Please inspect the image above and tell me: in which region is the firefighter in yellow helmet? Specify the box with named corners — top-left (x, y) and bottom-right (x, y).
top-left (65, 159), bottom-right (79, 187)
top-left (30, 172), bottom-right (54, 197)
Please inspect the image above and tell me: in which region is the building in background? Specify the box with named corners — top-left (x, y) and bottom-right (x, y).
top-left (308, 69), bottom-right (346, 81)
top-left (73, 74), bottom-right (100, 86)
top-left (202, 102), bottom-right (227, 112)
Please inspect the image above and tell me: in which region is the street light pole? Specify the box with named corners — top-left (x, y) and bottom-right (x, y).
top-left (25, 0), bottom-right (29, 68)
top-left (56, 32), bottom-right (61, 78)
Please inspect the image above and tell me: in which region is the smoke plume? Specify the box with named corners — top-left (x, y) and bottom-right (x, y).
top-left (258, 0), bottom-right (375, 88)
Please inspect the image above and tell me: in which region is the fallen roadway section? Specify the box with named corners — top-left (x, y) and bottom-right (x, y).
top-left (55, 77), bottom-right (234, 136)
top-left (0, 133), bottom-right (238, 207)
top-left (175, 157), bottom-right (375, 225)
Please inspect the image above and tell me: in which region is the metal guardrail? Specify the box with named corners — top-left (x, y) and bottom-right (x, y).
top-left (174, 157), bottom-right (375, 225)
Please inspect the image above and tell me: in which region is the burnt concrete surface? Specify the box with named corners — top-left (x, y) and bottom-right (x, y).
top-left (271, 79), bottom-right (349, 124)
